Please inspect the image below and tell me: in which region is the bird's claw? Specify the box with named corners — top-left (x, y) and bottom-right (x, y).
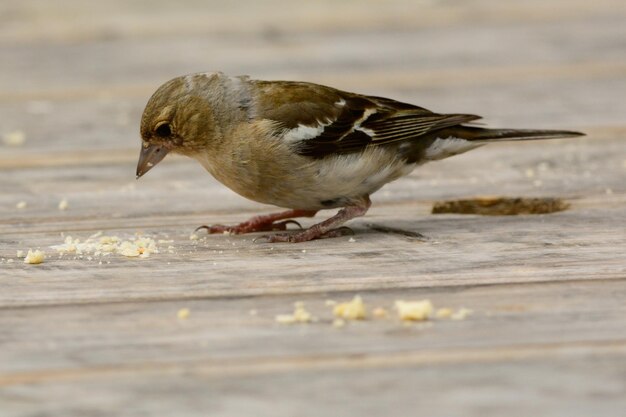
top-left (253, 226), bottom-right (354, 244)
top-left (273, 220), bottom-right (303, 230)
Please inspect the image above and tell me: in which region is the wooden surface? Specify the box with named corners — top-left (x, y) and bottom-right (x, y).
top-left (1, 1), bottom-right (625, 416)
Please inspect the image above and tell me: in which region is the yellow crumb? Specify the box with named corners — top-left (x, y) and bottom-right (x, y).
top-left (436, 307), bottom-right (454, 319)
top-left (16, 250), bottom-right (24, 258)
top-left (189, 233), bottom-right (199, 240)
top-left (395, 299), bottom-right (433, 321)
top-left (177, 308), bottom-right (190, 319)
top-left (24, 249), bottom-right (45, 265)
top-left (2, 130), bottom-right (26, 146)
top-left (451, 308), bottom-right (473, 320)
top-left (372, 307), bottom-right (389, 318)
top-left (16, 201), bottom-right (27, 209)
top-left (333, 295), bottom-right (367, 320)
top-left (58, 198), bottom-right (69, 211)
top-left (275, 301), bottom-right (314, 324)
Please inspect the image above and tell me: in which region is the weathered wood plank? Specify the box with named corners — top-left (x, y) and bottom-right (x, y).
top-left (3, 350), bottom-right (625, 417)
top-left (1, 280), bottom-right (624, 377)
top-left (1, 1), bottom-right (625, 415)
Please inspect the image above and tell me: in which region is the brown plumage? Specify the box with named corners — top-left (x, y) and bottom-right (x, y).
top-left (137, 72), bottom-right (583, 243)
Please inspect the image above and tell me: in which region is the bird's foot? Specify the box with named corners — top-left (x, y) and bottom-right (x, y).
top-left (195, 209), bottom-right (317, 235)
top-left (254, 198), bottom-right (371, 243)
top-left (255, 226), bottom-right (354, 243)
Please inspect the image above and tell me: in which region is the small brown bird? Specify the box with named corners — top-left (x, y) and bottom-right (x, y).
top-left (137, 72), bottom-right (583, 242)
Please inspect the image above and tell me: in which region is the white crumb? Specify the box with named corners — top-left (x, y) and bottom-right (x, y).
top-left (395, 300), bottom-right (433, 321)
top-left (2, 130), bottom-right (26, 146)
top-left (189, 233), bottom-right (199, 240)
top-left (451, 308), bottom-right (473, 320)
top-left (332, 318), bottom-right (346, 328)
top-left (372, 307), bottom-right (389, 318)
top-left (348, 237), bottom-right (356, 243)
top-left (16, 201), bottom-right (27, 209)
top-left (58, 198), bottom-right (69, 211)
top-left (435, 307), bottom-right (454, 319)
top-left (16, 250), bottom-right (25, 258)
top-left (275, 301), bottom-right (315, 324)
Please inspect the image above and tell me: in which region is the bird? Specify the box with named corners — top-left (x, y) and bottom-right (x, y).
top-left (137, 72), bottom-right (583, 243)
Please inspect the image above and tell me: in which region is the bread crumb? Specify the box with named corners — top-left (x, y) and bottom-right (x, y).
top-left (324, 299), bottom-right (336, 306)
top-left (24, 249), bottom-right (45, 264)
top-left (16, 250), bottom-right (25, 258)
top-left (333, 295), bottom-right (366, 320)
top-left (50, 233), bottom-right (159, 259)
top-left (372, 307), bottom-right (389, 318)
top-left (395, 300), bottom-right (433, 321)
top-left (275, 301), bottom-right (314, 324)
top-left (451, 308), bottom-right (473, 320)
top-left (436, 307), bottom-right (454, 319)
top-left (2, 130), bottom-right (26, 146)
top-left (249, 309), bottom-right (258, 316)
top-left (16, 201), bottom-right (27, 209)
top-left (58, 198), bottom-right (69, 211)
top-left (177, 308), bottom-right (190, 319)
top-left (189, 233), bottom-right (199, 240)
top-left (332, 318), bottom-right (346, 328)
top-left (348, 237), bottom-right (356, 243)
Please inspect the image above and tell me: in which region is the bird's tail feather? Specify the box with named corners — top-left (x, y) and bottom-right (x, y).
top-left (419, 126), bottom-right (584, 161)
top-left (441, 126), bottom-right (585, 142)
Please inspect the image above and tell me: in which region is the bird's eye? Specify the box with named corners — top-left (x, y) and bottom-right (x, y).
top-left (154, 122), bottom-right (172, 137)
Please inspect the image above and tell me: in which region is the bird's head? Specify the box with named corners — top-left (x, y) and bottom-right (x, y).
top-left (136, 74), bottom-right (218, 178)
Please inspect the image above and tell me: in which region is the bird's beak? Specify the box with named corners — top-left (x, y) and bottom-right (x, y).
top-left (136, 143), bottom-right (169, 179)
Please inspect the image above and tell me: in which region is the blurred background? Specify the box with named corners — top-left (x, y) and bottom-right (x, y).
top-left (2, 0), bottom-right (625, 150)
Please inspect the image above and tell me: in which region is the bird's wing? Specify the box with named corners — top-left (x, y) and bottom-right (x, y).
top-left (250, 80), bottom-right (480, 159)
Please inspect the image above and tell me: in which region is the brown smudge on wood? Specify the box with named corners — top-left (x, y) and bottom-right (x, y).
top-left (431, 197), bottom-right (570, 215)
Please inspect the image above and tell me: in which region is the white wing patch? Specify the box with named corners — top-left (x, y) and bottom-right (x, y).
top-left (424, 137), bottom-right (481, 160)
top-left (282, 122), bottom-right (328, 142)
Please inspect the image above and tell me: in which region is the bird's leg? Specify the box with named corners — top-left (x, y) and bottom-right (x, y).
top-left (196, 209), bottom-right (318, 235)
top-left (260, 197), bottom-right (371, 243)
